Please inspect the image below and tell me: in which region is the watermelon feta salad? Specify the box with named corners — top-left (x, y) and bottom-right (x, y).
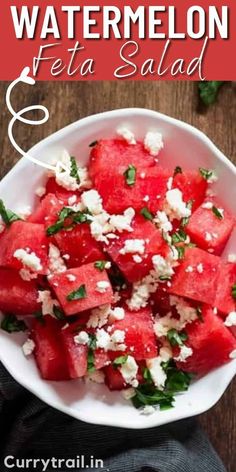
top-left (0, 128), bottom-right (236, 415)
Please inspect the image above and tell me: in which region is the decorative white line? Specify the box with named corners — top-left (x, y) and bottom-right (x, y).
top-left (6, 67), bottom-right (56, 171)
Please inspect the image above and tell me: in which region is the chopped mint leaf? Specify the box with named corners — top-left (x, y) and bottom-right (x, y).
top-left (113, 355), bottom-right (128, 367)
top-left (123, 164), bottom-right (136, 186)
top-left (94, 260), bottom-right (107, 272)
top-left (89, 140), bottom-right (98, 147)
top-left (0, 199), bottom-right (21, 227)
top-left (67, 284), bottom-right (87, 301)
top-left (132, 384), bottom-right (174, 410)
top-left (172, 229), bottom-right (187, 244)
top-left (167, 328), bottom-right (188, 347)
top-left (165, 368), bottom-right (192, 393)
top-left (140, 207), bottom-right (154, 221)
top-left (87, 350), bottom-right (96, 372)
top-left (173, 166), bottom-right (182, 176)
top-left (232, 284), bottom-right (236, 300)
top-left (88, 333), bottom-right (97, 351)
top-left (198, 81), bottom-right (224, 106)
top-left (142, 367), bottom-right (153, 384)
top-left (199, 167), bottom-right (216, 181)
top-left (46, 207), bottom-right (90, 235)
top-left (176, 245), bottom-right (185, 260)
top-left (1, 314), bottom-right (27, 333)
top-left (181, 200), bottom-right (193, 227)
top-left (212, 206), bottom-right (224, 220)
top-left (53, 306), bottom-right (65, 320)
top-left (70, 156), bottom-right (80, 183)
top-left (159, 275), bottom-right (171, 281)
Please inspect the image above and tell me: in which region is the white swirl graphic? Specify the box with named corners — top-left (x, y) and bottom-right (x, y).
top-left (6, 67), bottom-right (56, 171)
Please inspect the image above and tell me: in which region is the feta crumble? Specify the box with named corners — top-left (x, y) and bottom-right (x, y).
top-left (117, 127), bottom-right (136, 145)
top-left (202, 201), bottom-right (213, 209)
top-left (22, 339), bottom-right (35, 357)
top-left (96, 280), bottom-right (110, 293)
top-left (224, 312), bottom-right (236, 327)
top-left (66, 273), bottom-right (77, 282)
top-left (164, 189), bottom-right (192, 221)
top-left (87, 304), bottom-right (111, 329)
top-left (109, 307), bottom-right (125, 321)
top-left (74, 331), bottom-right (90, 345)
top-left (174, 345), bottom-right (193, 363)
top-left (14, 249), bottom-right (42, 272)
top-left (133, 255), bottom-right (142, 263)
top-left (120, 239), bottom-right (145, 255)
top-left (35, 186), bottom-right (46, 197)
top-left (48, 244), bottom-right (66, 274)
top-left (196, 263), bottom-right (204, 274)
top-left (228, 254), bottom-right (236, 263)
top-left (141, 405), bottom-right (156, 415)
top-left (19, 268), bottom-right (37, 281)
top-left (154, 211), bottom-right (173, 233)
top-left (37, 290), bottom-right (58, 316)
top-left (229, 350), bottom-right (236, 359)
top-left (81, 189), bottom-right (103, 215)
top-left (120, 356), bottom-right (139, 388)
top-left (144, 131), bottom-right (164, 157)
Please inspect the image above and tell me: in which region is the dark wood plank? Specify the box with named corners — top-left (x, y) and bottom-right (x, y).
top-left (0, 80), bottom-right (235, 471)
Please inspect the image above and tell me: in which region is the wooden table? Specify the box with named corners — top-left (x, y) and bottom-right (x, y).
top-left (0, 81), bottom-right (235, 471)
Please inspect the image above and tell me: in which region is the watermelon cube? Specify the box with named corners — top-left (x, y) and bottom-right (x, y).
top-left (29, 193), bottom-right (64, 227)
top-left (169, 247), bottom-right (221, 306)
top-left (104, 364), bottom-right (127, 390)
top-left (60, 323), bottom-right (88, 378)
top-left (173, 171), bottom-right (207, 211)
top-left (89, 138), bottom-right (156, 182)
top-left (0, 221), bottom-right (48, 274)
top-left (0, 268), bottom-right (39, 315)
top-left (108, 307), bottom-right (158, 360)
top-left (175, 306), bottom-right (236, 375)
top-left (94, 348), bottom-right (111, 369)
top-left (48, 264), bottom-right (113, 316)
top-left (55, 224), bottom-right (104, 268)
top-left (186, 201), bottom-right (235, 255)
top-left (214, 263), bottom-right (236, 315)
top-left (45, 177), bottom-right (80, 202)
top-left (32, 316), bottom-right (70, 380)
top-left (93, 167), bottom-right (171, 215)
top-left (106, 215), bottom-right (169, 283)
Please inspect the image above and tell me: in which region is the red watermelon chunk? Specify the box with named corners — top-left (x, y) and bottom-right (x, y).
top-left (106, 215), bottom-right (169, 283)
top-left (175, 306), bottom-right (236, 376)
top-left (60, 322), bottom-right (88, 378)
top-left (93, 167), bottom-right (171, 215)
top-left (55, 224), bottom-right (104, 268)
top-left (89, 139), bottom-right (156, 182)
top-left (29, 193), bottom-right (63, 227)
top-left (94, 349), bottom-right (111, 369)
top-left (48, 264), bottom-right (113, 316)
top-left (104, 364), bottom-right (127, 390)
top-left (45, 177), bottom-right (80, 202)
top-left (173, 171), bottom-right (207, 211)
top-left (0, 221), bottom-right (48, 274)
top-left (108, 307), bottom-right (158, 361)
top-left (186, 201), bottom-right (234, 255)
top-left (169, 247), bottom-right (221, 306)
top-left (214, 263), bottom-right (236, 315)
top-left (0, 268), bottom-right (39, 315)
top-left (32, 316), bottom-right (71, 381)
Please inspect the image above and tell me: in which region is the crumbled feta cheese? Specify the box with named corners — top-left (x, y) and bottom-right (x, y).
top-left (213, 307), bottom-right (218, 315)
top-left (122, 388), bottom-right (136, 400)
top-left (146, 357), bottom-right (167, 390)
top-left (185, 265), bottom-right (194, 273)
top-left (170, 296), bottom-right (198, 327)
top-left (68, 195), bottom-right (77, 205)
top-left (133, 255), bottom-right (142, 263)
top-left (87, 370), bottom-right (105, 384)
top-left (66, 273), bottom-right (76, 282)
top-left (143, 195), bottom-right (150, 202)
top-left (55, 150), bottom-right (80, 191)
top-left (109, 307), bottom-right (125, 321)
top-left (205, 231), bottom-right (213, 242)
top-left (87, 304), bottom-right (111, 329)
top-left (62, 254), bottom-right (70, 260)
top-left (104, 261), bottom-right (111, 269)
top-left (174, 345), bottom-right (193, 363)
top-left (144, 131), bottom-right (164, 156)
top-left (19, 268), bottom-right (37, 281)
top-left (109, 208), bottom-right (135, 233)
top-left (14, 249), bottom-right (42, 272)
top-left (96, 280), bottom-right (110, 293)
top-left (224, 312), bottom-right (236, 327)
top-left (120, 356), bottom-right (139, 387)
top-left (22, 339), bottom-right (35, 356)
top-left (167, 177), bottom-right (173, 191)
top-left (164, 189), bottom-right (192, 221)
top-left (202, 201), bottom-right (213, 209)
top-left (18, 205), bottom-right (32, 220)
top-left (74, 331), bottom-right (90, 345)
top-left (110, 330), bottom-right (125, 344)
top-left (120, 239), bottom-right (145, 255)
top-left (117, 127), bottom-right (136, 145)
top-left (48, 244), bottom-right (66, 274)
top-left (141, 405), bottom-right (156, 415)
top-left (228, 254), bottom-right (236, 263)
top-left (196, 263), bottom-right (204, 274)
top-left (152, 255), bottom-right (174, 278)
top-left (37, 290), bottom-right (58, 316)
top-left (35, 186), bottom-right (46, 197)
top-left (154, 211), bottom-right (173, 233)
top-left (81, 189), bottom-right (103, 215)
top-left (96, 329), bottom-right (111, 350)
top-left (229, 350), bottom-right (236, 359)
top-left (140, 172), bottom-right (146, 179)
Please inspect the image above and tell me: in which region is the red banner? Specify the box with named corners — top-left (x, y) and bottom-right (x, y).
top-left (0, 0), bottom-right (235, 80)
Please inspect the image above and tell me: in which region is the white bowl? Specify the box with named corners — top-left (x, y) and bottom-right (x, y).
top-left (0, 108), bottom-right (235, 429)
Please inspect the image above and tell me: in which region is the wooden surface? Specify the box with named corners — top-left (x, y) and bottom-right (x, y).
top-left (0, 81), bottom-right (236, 470)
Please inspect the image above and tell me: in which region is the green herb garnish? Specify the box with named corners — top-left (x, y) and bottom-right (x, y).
top-left (53, 306), bottom-right (66, 320)
top-left (167, 328), bottom-right (188, 347)
top-left (173, 166), bottom-right (182, 176)
top-left (165, 368), bottom-right (192, 393)
top-left (94, 261), bottom-right (107, 272)
top-left (88, 333), bottom-right (97, 351)
top-left (87, 350), bottom-right (96, 372)
top-left (1, 314), bottom-right (27, 333)
top-left (176, 245), bottom-right (185, 260)
top-left (159, 275), bottom-right (171, 282)
top-left (212, 206), bottom-right (224, 220)
top-left (199, 167), bottom-right (216, 181)
top-left (67, 284), bottom-right (87, 301)
top-left (113, 355), bottom-right (128, 367)
top-left (46, 207), bottom-right (90, 236)
top-left (132, 384), bottom-right (174, 410)
top-left (0, 199), bottom-right (21, 227)
top-left (231, 284), bottom-right (236, 300)
top-left (123, 164), bottom-right (136, 186)
top-left (70, 156), bottom-right (80, 183)
top-left (172, 229), bottom-right (187, 244)
top-left (140, 207), bottom-right (154, 221)
top-left (181, 200), bottom-right (193, 227)
top-left (198, 81), bottom-right (224, 106)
